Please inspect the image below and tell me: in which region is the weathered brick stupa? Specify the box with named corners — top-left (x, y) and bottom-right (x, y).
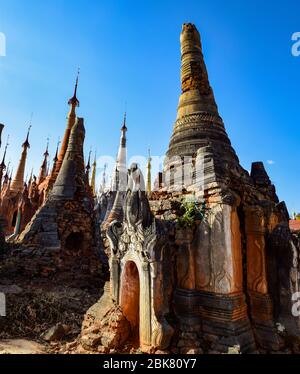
top-left (15, 117), bottom-right (102, 278)
top-left (80, 23), bottom-right (300, 354)
top-left (0, 126), bottom-right (33, 236)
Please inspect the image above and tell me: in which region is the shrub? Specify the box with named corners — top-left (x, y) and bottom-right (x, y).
top-left (177, 197), bottom-right (207, 229)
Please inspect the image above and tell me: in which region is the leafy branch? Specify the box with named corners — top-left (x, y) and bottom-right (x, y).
top-left (177, 197), bottom-right (208, 229)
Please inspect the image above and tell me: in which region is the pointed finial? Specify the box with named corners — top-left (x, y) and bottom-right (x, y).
top-left (146, 147), bottom-right (152, 195)
top-left (54, 138), bottom-right (61, 162)
top-left (44, 137), bottom-right (50, 156)
top-left (1, 134), bottom-right (9, 167)
top-left (27, 124), bottom-right (32, 137)
top-left (121, 111), bottom-right (127, 131)
top-left (74, 68), bottom-right (80, 97)
top-left (68, 68), bottom-right (80, 107)
top-left (23, 122), bottom-right (32, 148)
top-left (86, 148), bottom-right (92, 169)
top-left (5, 134), bottom-right (9, 148)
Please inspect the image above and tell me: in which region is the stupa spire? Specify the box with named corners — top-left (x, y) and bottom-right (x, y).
top-left (68, 68), bottom-right (80, 107)
top-left (49, 139), bottom-right (60, 182)
top-left (112, 113), bottom-right (128, 191)
top-left (27, 168), bottom-right (33, 190)
top-left (0, 135), bottom-right (9, 192)
top-left (90, 151), bottom-right (97, 197)
top-left (164, 23), bottom-right (238, 185)
top-left (51, 117), bottom-right (87, 200)
top-left (38, 138), bottom-right (50, 184)
top-left (0, 135), bottom-right (9, 168)
top-left (11, 124), bottom-right (31, 193)
top-left (86, 149), bottom-right (92, 183)
top-left (100, 163), bottom-right (107, 193)
top-left (178, 23), bottom-right (217, 118)
top-left (54, 140), bottom-right (59, 162)
top-left (50, 70), bottom-right (80, 186)
top-left (146, 148), bottom-right (152, 195)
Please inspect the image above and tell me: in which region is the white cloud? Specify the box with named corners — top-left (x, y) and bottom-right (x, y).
top-left (267, 160), bottom-right (275, 165)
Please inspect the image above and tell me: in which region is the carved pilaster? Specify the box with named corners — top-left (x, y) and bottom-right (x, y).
top-left (193, 203), bottom-right (243, 294)
top-left (245, 206), bottom-right (268, 294)
top-left (140, 261), bottom-right (152, 351)
top-left (175, 228), bottom-right (196, 289)
top-left (110, 257), bottom-right (120, 302)
top-left (245, 206), bottom-right (283, 351)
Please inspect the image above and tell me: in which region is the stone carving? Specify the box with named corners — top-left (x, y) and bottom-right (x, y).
top-left (174, 112), bottom-right (224, 127)
top-left (106, 163), bottom-right (174, 352)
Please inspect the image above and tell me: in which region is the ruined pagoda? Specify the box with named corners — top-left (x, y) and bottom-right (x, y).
top-left (158, 23), bottom-right (299, 353)
top-left (17, 116), bottom-right (102, 277)
top-left (37, 140), bottom-right (49, 186)
top-left (81, 23), bottom-right (300, 355)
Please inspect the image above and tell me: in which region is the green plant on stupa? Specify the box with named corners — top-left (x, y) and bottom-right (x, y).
top-left (177, 196), bottom-right (207, 229)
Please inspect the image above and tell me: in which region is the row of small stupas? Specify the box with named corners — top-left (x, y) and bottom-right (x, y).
top-left (0, 73), bottom-right (123, 239)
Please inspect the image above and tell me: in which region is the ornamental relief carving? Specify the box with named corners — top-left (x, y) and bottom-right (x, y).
top-left (174, 112), bottom-right (223, 127)
top-left (107, 163), bottom-right (157, 263)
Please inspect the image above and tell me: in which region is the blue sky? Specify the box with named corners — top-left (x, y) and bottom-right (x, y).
top-left (0, 0), bottom-right (299, 213)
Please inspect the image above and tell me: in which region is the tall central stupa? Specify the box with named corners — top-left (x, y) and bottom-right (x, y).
top-left (164, 23), bottom-right (243, 190)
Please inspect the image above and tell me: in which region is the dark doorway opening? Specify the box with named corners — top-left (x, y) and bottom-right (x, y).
top-left (65, 232), bottom-right (84, 252)
top-left (120, 261), bottom-right (140, 345)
